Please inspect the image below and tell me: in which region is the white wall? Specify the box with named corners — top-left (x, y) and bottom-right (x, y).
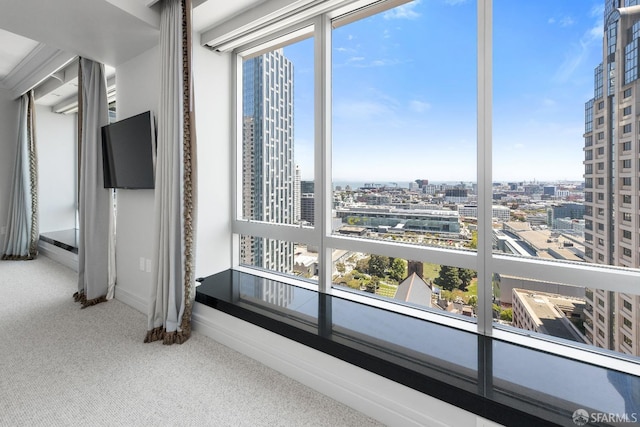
top-left (113, 40), bottom-right (233, 311)
top-left (36, 105), bottom-right (77, 233)
top-left (0, 89), bottom-right (20, 249)
top-left (192, 42), bottom-right (232, 278)
top-left (113, 46), bottom-right (159, 310)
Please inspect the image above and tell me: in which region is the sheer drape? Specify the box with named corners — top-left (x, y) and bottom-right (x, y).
top-left (75, 58), bottom-right (114, 307)
top-left (2, 91), bottom-right (38, 261)
top-left (146, 0), bottom-right (197, 345)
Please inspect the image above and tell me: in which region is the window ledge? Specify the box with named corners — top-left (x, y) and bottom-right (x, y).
top-left (195, 269), bottom-right (640, 427)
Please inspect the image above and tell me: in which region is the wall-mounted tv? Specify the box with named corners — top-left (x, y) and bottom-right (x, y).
top-left (101, 111), bottom-right (156, 189)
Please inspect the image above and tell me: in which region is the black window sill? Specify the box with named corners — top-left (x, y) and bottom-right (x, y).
top-left (195, 269), bottom-right (640, 427)
top-left (39, 229), bottom-right (79, 254)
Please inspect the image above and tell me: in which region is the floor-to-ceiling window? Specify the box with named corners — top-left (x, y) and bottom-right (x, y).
top-left (230, 0), bottom-right (640, 378)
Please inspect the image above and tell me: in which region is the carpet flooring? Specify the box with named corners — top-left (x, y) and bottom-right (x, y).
top-left (0, 256), bottom-right (384, 426)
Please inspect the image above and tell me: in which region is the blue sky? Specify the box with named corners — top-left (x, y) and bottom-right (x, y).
top-left (283, 0), bottom-right (604, 182)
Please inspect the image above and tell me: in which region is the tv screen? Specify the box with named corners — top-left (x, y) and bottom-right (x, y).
top-left (101, 111), bottom-right (156, 189)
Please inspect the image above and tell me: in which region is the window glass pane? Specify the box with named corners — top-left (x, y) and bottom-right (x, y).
top-left (493, 0), bottom-right (598, 264)
top-left (492, 339), bottom-right (639, 423)
top-left (495, 271), bottom-right (640, 361)
top-left (331, 1), bottom-right (477, 250)
top-left (332, 250), bottom-right (478, 322)
top-left (331, 295), bottom-right (478, 394)
top-left (240, 235), bottom-right (318, 283)
top-left (241, 36), bottom-right (314, 225)
top-left (494, 0), bottom-right (640, 360)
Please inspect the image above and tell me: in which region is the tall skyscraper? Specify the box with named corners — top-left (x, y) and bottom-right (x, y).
top-left (294, 165), bottom-right (301, 223)
top-left (301, 180), bottom-right (315, 194)
top-left (241, 49), bottom-right (295, 273)
top-left (301, 193), bottom-right (315, 225)
top-left (583, 1), bottom-right (640, 356)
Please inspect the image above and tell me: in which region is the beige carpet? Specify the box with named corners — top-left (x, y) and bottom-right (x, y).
top-left (0, 256), bottom-right (383, 426)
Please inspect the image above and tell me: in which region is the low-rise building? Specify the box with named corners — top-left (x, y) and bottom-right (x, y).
top-left (394, 273), bottom-right (432, 308)
top-left (335, 206), bottom-right (460, 235)
top-left (511, 288), bottom-right (586, 343)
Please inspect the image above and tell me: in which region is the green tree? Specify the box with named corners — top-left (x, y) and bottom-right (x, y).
top-left (368, 255), bottom-right (389, 277)
top-left (365, 276), bottom-right (380, 293)
top-left (355, 257), bottom-right (370, 274)
top-left (492, 303), bottom-right (501, 319)
top-left (433, 265), bottom-right (461, 291)
top-left (469, 230), bottom-right (478, 249)
top-left (500, 308), bottom-right (513, 322)
top-left (458, 268), bottom-right (476, 290)
top-left (389, 258), bottom-right (407, 281)
top-left (336, 262), bottom-right (346, 274)
top-left (466, 295), bottom-right (478, 307)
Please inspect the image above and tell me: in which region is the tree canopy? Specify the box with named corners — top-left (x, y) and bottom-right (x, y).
top-left (433, 265), bottom-right (462, 291)
top-left (368, 255), bottom-right (389, 277)
top-left (389, 258), bottom-right (407, 281)
top-left (458, 268), bottom-right (475, 290)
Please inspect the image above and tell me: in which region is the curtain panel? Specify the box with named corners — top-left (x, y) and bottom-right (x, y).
top-left (2, 91), bottom-right (38, 261)
top-left (146, 0), bottom-right (197, 345)
top-left (75, 58), bottom-right (114, 307)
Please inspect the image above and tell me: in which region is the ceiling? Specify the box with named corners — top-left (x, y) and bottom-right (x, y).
top-left (0, 0), bottom-right (263, 107)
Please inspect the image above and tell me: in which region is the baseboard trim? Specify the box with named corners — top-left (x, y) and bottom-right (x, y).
top-left (38, 241), bottom-right (78, 272)
top-left (114, 286), bottom-right (147, 314)
top-left (192, 302), bottom-right (482, 427)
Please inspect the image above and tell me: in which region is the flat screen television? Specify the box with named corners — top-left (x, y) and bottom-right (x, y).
top-left (101, 111), bottom-right (156, 189)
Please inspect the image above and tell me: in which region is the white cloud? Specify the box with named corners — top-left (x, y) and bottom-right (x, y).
top-left (340, 58), bottom-right (404, 68)
top-left (559, 16), bottom-right (575, 27)
top-left (590, 3), bottom-right (605, 19)
top-left (553, 18), bottom-right (602, 83)
top-left (549, 16), bottom-right (575, 27)
top-left (409, 100), bottom-right (431, 113)
top-left (384, 0), bottom-right (421, 20)
top-left (333, 100), bottom-right (394, 121)
top-left (513, 143), bottom-right (525, 149)
top-left (445, 0), bottom-right (467, 5)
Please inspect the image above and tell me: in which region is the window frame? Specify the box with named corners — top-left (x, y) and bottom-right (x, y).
top-left (229, 0), bottom-right (640, 375)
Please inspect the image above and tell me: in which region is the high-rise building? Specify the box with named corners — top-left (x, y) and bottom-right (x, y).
top-left (301, 180), bottom-right (314, 194)
top-left (583, 1), bottom-right (640, 356)
top-left (241, 49), bottom-right (294, 273)
top-left (294, 165), bottom-right (301, 223)
top-left (301, 193), bottom-right (314, 225)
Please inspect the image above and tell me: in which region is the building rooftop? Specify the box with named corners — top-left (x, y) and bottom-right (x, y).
top-left (503, 221), bottom-right (532, 232)
top-left (513, 289), bottom-right (585, 343)
top-left (394, 273), bottom-right (432, 307)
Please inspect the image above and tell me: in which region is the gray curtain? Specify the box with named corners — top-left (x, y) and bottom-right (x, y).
top-left (146, 0), bottom-right (197, 345)
top-left (2, 91), bottom-right (38, 261)
top-left (75, 58), bottom-right (112, 307)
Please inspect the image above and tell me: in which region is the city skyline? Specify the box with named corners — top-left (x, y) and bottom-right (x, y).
top-left (283, 0), bottom-right (605, 182)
